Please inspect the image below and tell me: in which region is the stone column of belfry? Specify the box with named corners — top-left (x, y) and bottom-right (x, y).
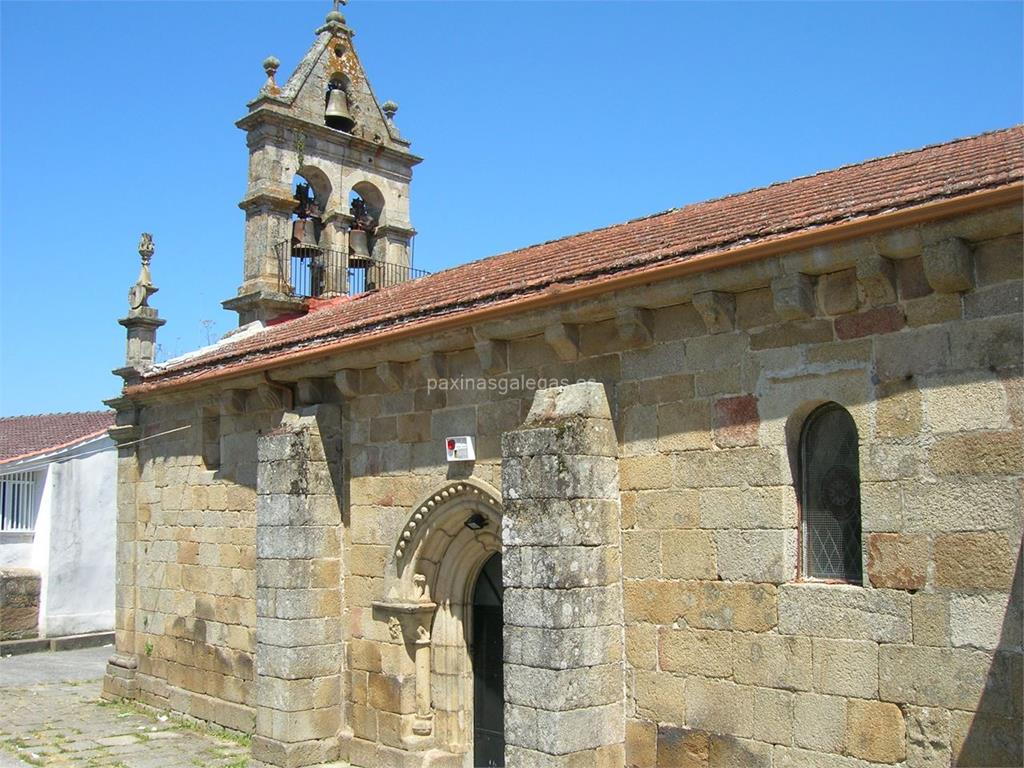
top-left (501, 382), bottom-right (626, 767)
top-left (251, 406), bottom-right (346, 768)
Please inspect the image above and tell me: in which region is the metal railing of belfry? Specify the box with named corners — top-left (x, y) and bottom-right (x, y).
top-left (274, 240), bottom-right (429, 299)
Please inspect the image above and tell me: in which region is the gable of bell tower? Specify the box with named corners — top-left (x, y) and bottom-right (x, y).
top-left (224, 3), bottom-right (421, 326)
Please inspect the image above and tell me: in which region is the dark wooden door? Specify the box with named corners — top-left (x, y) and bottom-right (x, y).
top-left (472, 553), bottom-right (504, 768)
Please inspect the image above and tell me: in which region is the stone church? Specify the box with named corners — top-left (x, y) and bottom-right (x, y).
top-left (104, 4), bottom-right (1023, 768)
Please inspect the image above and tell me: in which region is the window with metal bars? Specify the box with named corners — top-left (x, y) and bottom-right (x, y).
top-left (799, 403), bottom-right (863, 583)
top-left (0, 470), bottom-right (41, 532)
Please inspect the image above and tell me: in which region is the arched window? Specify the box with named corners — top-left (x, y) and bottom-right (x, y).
top-left (799, 403), bottom-right (862, 582)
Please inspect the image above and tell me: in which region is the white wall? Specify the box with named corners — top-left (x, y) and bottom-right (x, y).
top-left (0, 535), bottom-right (34, 567)
top-left (0, 436), bottom-right (117, 636)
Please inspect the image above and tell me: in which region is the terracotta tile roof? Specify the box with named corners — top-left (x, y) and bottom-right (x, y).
top-left (0, 411), bottom-right (116, 466)
top-left (140, 126), bottom-right (1023, 388)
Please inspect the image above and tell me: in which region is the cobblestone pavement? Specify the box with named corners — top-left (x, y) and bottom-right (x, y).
top-left (0, 646), bottom-right (249, 768)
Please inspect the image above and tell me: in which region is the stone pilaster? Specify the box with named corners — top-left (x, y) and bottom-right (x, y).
top-left (374, 223), bottom-right (414, 274)
top-left (251, 406), bottom-right (346, 768)
top-left (501, 382), bottom-right (625, 767)
top-left (102, 447), bottom-right (141, 701)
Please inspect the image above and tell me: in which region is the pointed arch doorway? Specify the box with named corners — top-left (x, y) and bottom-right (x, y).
top-left (471, 552), bottom-right (504, 768)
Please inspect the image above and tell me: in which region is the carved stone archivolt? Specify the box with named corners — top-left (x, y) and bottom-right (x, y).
top-left (373, 477), bottom-right (502, 753)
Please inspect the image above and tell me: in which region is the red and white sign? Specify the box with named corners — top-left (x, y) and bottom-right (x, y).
top-left (445, 436), bottom-right (475, 462)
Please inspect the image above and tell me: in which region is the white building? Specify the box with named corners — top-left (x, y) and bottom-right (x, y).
top-left (0, 411), bottom-right (116, 638)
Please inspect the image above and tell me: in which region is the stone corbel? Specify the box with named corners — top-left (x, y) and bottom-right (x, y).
top-left (108, 423), bottom-right (142, 445)
top-left (418, 352), bottom-right (445, 382)
top-left (372, 593), bottom-right (437, 737)
top-left (856, 254), bottom-right (898, 307)
top-left (334, 369), bottom-right (360, 399)
top-left (220, 388), bottom-right (249, 416)
top-left (104, 396), bottom-right (142, 446)
top-left (817, 269), bottom-right (860, 316)
top-left (616, 307), bottom-right (653, 345)
top-left (771, 273), bottom-right (816, 320)
top-left (545, 322), bottom-right (580, 362)
top-left (873, 227), bottom-right (923, 260)
top-left (923, 237), bottom-right (973, 294)
top-left (295, 377), bottom-right (329, 406)
top-left (475, 338), bottom-right (508, 375)
top-left (376, 361), bottom-right (403, 392)
top-left (692, 291), bottom-right (736, 334)
top-left (256, 379), bottom-right (293, 412)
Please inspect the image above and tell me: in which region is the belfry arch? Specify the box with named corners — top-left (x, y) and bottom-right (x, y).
top-left (374, 478), bottom-right (503, 764)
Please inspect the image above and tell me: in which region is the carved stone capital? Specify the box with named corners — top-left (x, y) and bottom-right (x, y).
top-left (371, 600), bottom-right (436, 646)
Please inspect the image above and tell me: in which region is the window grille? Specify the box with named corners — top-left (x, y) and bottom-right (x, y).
top-left (0, 470), bottom-right (41, 532)
top-left (799, 403), bottom-right (863, 582)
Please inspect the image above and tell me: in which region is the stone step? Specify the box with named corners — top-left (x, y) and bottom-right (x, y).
top-left (0, 631), bottom-right (114, 657)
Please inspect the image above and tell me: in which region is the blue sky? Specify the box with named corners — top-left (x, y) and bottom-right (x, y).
top-left (1, 0), bottom-right (1021, 417)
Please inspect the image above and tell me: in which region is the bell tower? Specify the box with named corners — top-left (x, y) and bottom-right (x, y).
top-left (224, 1), bottom-right (421, 326)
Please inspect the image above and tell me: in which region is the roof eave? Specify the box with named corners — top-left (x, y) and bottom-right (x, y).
top-left (122, 181), bottom-right (1023, 401)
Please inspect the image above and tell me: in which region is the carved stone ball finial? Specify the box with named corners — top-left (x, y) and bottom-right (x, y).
top-left (382, 100), bottom-right (398, 120)
top-left (326, 0), bottom-right (347, 24)
top-left (262, 56), bottom-right (280, 92)
top-left (138, 232), bottom-right (154, 266)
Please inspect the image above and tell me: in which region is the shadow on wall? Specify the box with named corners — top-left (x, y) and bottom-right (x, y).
top-left (956, 541), bottom-right (1024, 767)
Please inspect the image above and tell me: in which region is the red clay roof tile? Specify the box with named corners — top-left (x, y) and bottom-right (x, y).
top-left (0, 411), bottom-right (115, 465)
top-left (138, 126), bottom-right (1024, 388)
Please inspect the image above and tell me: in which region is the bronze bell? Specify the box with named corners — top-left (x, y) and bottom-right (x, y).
top-left (325, 88), bottom-right (355, 133)
top-left (291, 218), bottom-right (319, 256)
top-left (348, 229), bottom-right (373, 268)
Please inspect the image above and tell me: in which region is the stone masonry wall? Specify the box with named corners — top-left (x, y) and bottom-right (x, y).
top-left (502, 382), bottom-right (626, 767)
top-left (0, 568), bottom-right (41, 641)
top-left (103, 395), bottom-right (278, 732)
top-left (109, 203), bottom-right (1023, 767)
top-left (252, 406), bottom-right (344, 768)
